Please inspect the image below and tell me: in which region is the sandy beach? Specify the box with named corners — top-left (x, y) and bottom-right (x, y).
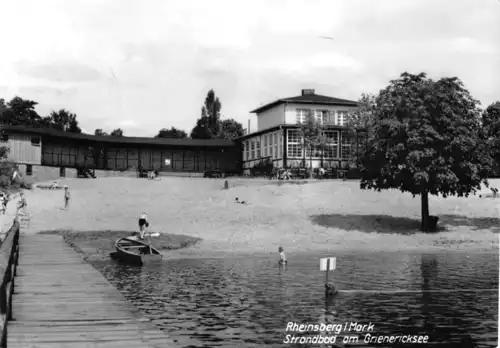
top-left (17, 177), bottom-right (499, 258)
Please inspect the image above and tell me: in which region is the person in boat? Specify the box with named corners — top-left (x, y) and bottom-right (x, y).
top-left (64, 185), bottom-right (71, 209)
top-left (278, 246), bottom-right (287, 265)
top-left (138, 212), bottom-right (149, 239)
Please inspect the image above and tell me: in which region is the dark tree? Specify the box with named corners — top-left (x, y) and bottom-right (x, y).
top-left (359, 72), bottom-right (491, 232)
top-left (156, 127), bottom-right (188, 139)
top-left (94, 129), bottom-right (108, 136)
top-left (191, 90), bottom-right (222, 139)
top-left (215, 119), bottom-right (245, 140)
top-left (110, 128), bottom-right (124, 137)
top-left (190, 115), bottom-right (213, 139)
top-left (6, 96), bottom-right (42, 126)
top-left (48, 109), bottom-right (82, 133)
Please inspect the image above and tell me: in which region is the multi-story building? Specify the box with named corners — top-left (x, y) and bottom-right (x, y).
top-left (239, 89), bottom-right (362, 173)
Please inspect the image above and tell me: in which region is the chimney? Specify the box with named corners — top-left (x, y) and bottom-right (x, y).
top-left (248, 119), bottom-right (251, 134)
top-left (301, 89), bottom-right (315, 96)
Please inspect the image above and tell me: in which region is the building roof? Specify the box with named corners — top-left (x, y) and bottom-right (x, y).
top-left (1, 124), bottom-right (236, 148)
top-left (250, 93), bottom-right (358, 114)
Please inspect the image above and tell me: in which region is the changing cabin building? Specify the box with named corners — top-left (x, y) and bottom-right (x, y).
top-left (0, 125), bottom-right (241, 178)
top-left (239, 89), bottom-right (362, 174)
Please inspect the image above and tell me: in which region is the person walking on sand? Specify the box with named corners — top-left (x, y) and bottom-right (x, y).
top-left (64, 186), bottom-right (70, 209)
top-left (138, 212), bottom-right (149, 239)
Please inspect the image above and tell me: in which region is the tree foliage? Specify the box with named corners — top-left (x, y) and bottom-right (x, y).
top-left (359, 72), bottom-right (491, 231)
top-left (110, 128), bottom-right (124, 137)
top-left (94, 128), bottom-right (107, 136)
top-left (346, 93), bottom-right (376, 128)
top-left (0, 96), bottom-right (83, 133)
top-left (482, 101), bottom-right (500, 176)
top-left (156, 127), bottom-right (188, 139)
top-left (190, 90), bottom-right (244, 140)
top-left (299, 110), bottom-right (322, 177)
top-left (48, 109), bottom-right (82, 133)
top-left (215, 119), bottom-right (245, 140)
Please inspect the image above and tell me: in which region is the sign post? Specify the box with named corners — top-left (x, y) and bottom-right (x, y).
top-left (320, 257), bottom-right (337, 300)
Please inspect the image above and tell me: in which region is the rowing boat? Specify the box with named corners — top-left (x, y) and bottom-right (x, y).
top-left (112, 237), bottom-right (162, 265)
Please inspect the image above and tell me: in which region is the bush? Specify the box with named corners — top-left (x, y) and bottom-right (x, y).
top-left (0, 160), bottom-right (34, 190)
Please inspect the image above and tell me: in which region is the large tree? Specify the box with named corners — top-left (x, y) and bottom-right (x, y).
top-left (156, 127), bottom-right (188, 139)
top-left (48, 109), bottom-right (82, 133)
top-left (359, 72), bottom-right (491, 232)
top-left (191, 90), bottom-right (222, 139)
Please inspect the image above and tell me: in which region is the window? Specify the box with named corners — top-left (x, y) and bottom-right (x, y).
top-left (323, 130), bottom-right (339, 158)
top-left (26, 165), bottom-right (33, 176)
top-left (287, 129), bottom-right (302, 158)
top-left (273, 133), bottom-right (277, 145)
top-left (256, 141), bottom-right (261, 158)
top-left (337, 111), bottom-right (347, 126)
top-left (264, 135), bottom-right (268, 147)
top-left (59, 167), bottom-right (66, 177)
top-left (315, 110), bottom-right (329, 125)
top-left (341, 130), bottom-right (353, 159)
top-left (269, 133), bottom-right (273, 146)
top-left (0, 134), bottom-right (8, 142)
top-left (270, 146), bottom-right (273, 158)
top-left (279, 136), bottom-right (283, 158)
top-left (275, 144), bottom-right (278, 158)
top-left (31, 136), bottom-right (41, 146)
top-left (251, 141), bottom-right (255, 160)
top-left (295, 109), bottom-right (310, 124)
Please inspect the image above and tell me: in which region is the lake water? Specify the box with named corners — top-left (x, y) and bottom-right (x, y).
top-left (90, 251), bottom-right (499, 347)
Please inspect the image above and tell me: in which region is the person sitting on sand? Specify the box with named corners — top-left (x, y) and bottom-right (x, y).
top-left (138, 212), bottom-right (150, 239)
top-left (64, 186), bottom-right (71, 209)
top-left (278, 246), bottom-right (287, 265)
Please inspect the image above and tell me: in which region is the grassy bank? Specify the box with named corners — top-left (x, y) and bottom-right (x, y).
top-left (38, 230), bottom-right (202, 259)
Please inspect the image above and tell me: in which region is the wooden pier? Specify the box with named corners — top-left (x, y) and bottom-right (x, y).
top-left (3, 225), bottom-right (176, 347)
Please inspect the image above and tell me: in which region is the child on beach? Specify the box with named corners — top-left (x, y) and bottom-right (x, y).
top-left (138, 212), bottom-right (149, 239)
top-left (64, 186), bottom-right (70, 209)
top-left (278, 246), bottom-right (287, 265)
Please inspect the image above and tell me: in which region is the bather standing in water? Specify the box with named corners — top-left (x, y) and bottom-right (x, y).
top-left (278, 246), bottom-right (287, 270)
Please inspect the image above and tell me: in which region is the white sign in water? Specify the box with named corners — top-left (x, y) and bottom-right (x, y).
top-left (164, 159), bottom-right (171, 166)
top-left (320, 257), bottom-right (336, 271)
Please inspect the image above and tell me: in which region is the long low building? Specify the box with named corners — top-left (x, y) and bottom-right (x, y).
top-left (0, 125), bottom-right (242, 177)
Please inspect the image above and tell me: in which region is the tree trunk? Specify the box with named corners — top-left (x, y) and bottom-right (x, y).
top-left (420, 191), bottom-right (430, 232)
top-left (309, 150), bottom-right (313, 179)
top-left (320, 147), bottom-right (324, 168)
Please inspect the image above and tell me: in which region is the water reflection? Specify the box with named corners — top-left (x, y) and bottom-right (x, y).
top-left (91, 251), bottom-right (498, 347)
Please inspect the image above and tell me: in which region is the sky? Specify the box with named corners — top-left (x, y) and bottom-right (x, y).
top-left (0, 0), bottom-right (499, 136)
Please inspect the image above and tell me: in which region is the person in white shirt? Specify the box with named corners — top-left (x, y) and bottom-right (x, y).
top-left (138, 212), bottom-right (149, 239)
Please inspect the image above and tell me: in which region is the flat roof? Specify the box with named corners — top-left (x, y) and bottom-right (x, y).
top-left (1, 125), bottom-right (236, 148)
top-left (250, 93), bottom-right (358, 114)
